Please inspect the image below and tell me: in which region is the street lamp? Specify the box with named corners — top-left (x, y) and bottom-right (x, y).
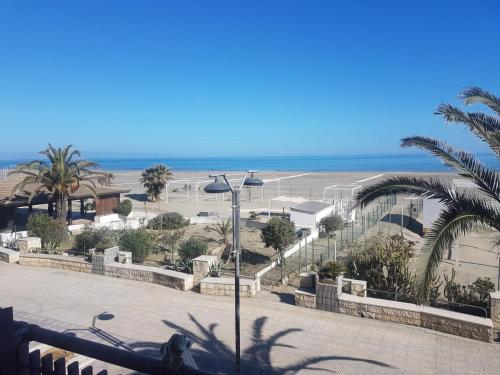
top-left (204, 170), bottom-right (263, 374)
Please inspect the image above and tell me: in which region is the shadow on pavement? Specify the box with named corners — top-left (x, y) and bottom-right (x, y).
top-left (158, 314), bottom-right (393, 374)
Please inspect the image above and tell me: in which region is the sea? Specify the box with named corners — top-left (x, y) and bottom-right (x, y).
top-left (1, 154), bottom-right (498, 172)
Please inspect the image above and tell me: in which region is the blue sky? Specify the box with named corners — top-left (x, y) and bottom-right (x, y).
top-left (1, 0), bottom-right (500, 158)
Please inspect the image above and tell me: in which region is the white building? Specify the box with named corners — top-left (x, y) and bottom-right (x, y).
top-left (290, 200), bottom-right (335, 228)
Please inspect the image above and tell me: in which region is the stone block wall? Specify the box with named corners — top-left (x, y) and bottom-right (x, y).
top-left (17, 237), bottom-right (41, 254)
top-left (490, 291), bottom-right (500, 330)
top-left (19, 254), bottom-right (92, 273)
top-left (295, 288), bottom-right (316, 309)
top-left (200, 277), bottom-right (260, 298)
top-left (193, 255), bottom-right (217, 285)
top-left (105, 262), bottom-right (193, 291)
top-left (0, 247), bottom-right (19, 263)
top-left (312, 275), bottom-right (493, 342)
top-left (91, 246), bottom-right (120, 275)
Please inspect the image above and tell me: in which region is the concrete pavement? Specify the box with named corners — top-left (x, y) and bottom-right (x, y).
top-left (1, 262), bottom-right (499, 374)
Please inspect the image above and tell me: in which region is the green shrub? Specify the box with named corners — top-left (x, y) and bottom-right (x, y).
top-left (148, 212), bottom-right (189, 230)
top-left (444, 269), bottom-right (495, 309)
top-left (27, 214), bottom-right (67, 250)
top-left (74, 226), bottom-right (116, 253)
top-left (115, 199), bottom-right (132, 217)
top-left (118, 229), bottom-right (154, 263)
top-left (319, 261), bottom-right (345, 282)
top-left (344, 234), bottom-right (416, 302)
top-left (178, 237), bottom-right (207, 262)
top-left (319, 214), bottom-right (343, 236)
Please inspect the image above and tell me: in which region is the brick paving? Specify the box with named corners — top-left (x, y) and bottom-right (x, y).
top-left (1, 262), bottom-right (499, 374)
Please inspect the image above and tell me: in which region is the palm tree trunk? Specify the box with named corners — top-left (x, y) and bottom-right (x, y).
top-left (55, 197), bottom-right (68, 223)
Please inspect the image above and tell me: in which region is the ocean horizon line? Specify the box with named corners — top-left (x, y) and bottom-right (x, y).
top-left (1, 153), bottom-right (498, 173)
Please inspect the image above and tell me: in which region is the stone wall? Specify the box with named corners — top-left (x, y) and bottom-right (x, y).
top-left (19, 254), bottom-right (92, 273)
top-left (490, 291), bottom-right (500, 330)
top-left (91, 246), bottom-right (120, 275)
top-left (192, 255), bottom-right (217, 285)
top-left (105, 262), bottom-right (193, 291)
top-left (295, 289), bottom-right (316, 308)
top-left (313, 275), bottom-right (493, 342)
top-left (0, 247), bottom-right (19, 263)
top-left (17, 237), bottom-right (41, 254)
top-left (200, 277), bottom-right (260, 298)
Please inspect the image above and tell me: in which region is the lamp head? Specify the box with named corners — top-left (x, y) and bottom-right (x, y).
top-left (243, 171), bottom-right (264, 187)
top-left (204, 176), bottom-right (232, 194)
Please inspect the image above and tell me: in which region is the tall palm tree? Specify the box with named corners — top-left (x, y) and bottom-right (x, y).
top-left (355, 87), bottom-right (500, 299)
top-left (9, 144), bottom-right (105, 221)
top-left (139, 164), bottom-right (173, 202)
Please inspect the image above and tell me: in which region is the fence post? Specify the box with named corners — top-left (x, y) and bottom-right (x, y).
top-left (327, 236), bottom-right (330, 258)
top-left (298, 243), bottom-right (301, 273)
top-left (312, 238), bottom-right (315, 267)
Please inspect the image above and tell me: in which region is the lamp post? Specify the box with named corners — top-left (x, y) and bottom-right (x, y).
top-left (204, 170), bottom-right (263, 374)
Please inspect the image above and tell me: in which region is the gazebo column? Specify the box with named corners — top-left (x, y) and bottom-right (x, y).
top-left (80, 199), bottom-right (85, 216)
top-left (28, 204), bottom-right (33, 214)
top-left (48, 202), bottom-right (54, 216)
top-left (67, 199), bottom-right (73, 225)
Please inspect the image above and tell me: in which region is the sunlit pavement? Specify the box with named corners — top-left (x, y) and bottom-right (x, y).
top-left (1, 262), bottom-right (499, 374)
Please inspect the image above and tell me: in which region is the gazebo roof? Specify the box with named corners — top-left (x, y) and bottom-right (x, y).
top-left (0, 177), bottom-right (129, 207)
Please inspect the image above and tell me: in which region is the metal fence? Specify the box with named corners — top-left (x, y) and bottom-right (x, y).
top-left (260, 195), bottom-right (418, 285)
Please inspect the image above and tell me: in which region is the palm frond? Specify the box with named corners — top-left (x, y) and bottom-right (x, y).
top-left (417, 197), bottom-right (500, 299)
top-left (460, 86), bottom-right (500, 116)
top-left (435, 104), bottom-right (500, 156)
top-left (355, 176), bottom-right (454, 209)
top-left (402, 136), bottom-right (500, 203)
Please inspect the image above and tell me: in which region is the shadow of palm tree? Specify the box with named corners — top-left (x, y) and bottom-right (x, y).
top-left (161, 314), bottom-right (392, 374)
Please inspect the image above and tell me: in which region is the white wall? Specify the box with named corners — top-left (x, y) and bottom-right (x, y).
top-left (290, 205), bottom-right (334, 229)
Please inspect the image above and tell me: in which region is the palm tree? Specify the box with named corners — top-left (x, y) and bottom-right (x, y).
top-left (355, 87), bottom-right (500, 299)
top-left (9, 144), bottom-right (105, 221)
top-left (139, 164), bottom-right (173, 202)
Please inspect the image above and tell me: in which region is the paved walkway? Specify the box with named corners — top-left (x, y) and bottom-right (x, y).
top-left (1, 263), bottom-right (499, 374)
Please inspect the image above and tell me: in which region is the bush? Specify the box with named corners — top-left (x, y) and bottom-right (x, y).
top-left (27, 214), bottom-right (67, 250)
top-left (148, 212), bottom-right (189, 230)
top-left (344, 234), bottom-right (416, 302)
top-left (319, 261), bottom-right (345, 283)
top-left (118, 229), bottom-right (154, 263)
top-left (444, 269), bottom-right (495, 310)
top-left (178, 237), bottom-right (207, 262)
top-left (115, 199), bottom-right (132, 217)
top-left (74, 226), bottom-right (116, 253)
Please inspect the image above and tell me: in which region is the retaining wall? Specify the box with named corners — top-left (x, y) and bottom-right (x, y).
top-left (312, 275), bottom-right (493, 342)
top-left (105, 262), bottom-right (193, 291)
top-left (0, 247), bottom-right (19, 263)
top-left (200, 277), bottom-right (260, 297)
top-left (19, 254), bottom-right (92, 273)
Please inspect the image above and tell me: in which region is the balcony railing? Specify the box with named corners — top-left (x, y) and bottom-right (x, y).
top-left (0, 307), bottom-right (211, 375)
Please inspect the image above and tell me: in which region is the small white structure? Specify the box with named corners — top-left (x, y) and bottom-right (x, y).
top-left (290, 200), bottom-right (334, 228)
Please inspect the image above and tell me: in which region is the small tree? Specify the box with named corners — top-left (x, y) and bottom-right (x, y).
top-left (115, 199), bottom-right (132, 217)
top-left (27, 214), bottom-right (67, 251)
top-left (159, 229), bottom-right (185, 263)
top-left (261, 217), bottom-right (296, 282)
top-left (74, 226), bottom-right (116, 255)
top-left (319, 214), bottom-right (343, 237)
top-left (118, 229), bottom-right (153, 263)
top-left (178, 237), bottom-right (208, 265)
top-left (319, 261), bottom-right (345, 284)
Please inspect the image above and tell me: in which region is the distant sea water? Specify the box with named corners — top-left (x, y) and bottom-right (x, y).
top-left (1, 154), bottom-right (498, 172)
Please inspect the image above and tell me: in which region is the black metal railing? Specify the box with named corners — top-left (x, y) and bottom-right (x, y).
top-left (0, 307), bottom-right (211, 375)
